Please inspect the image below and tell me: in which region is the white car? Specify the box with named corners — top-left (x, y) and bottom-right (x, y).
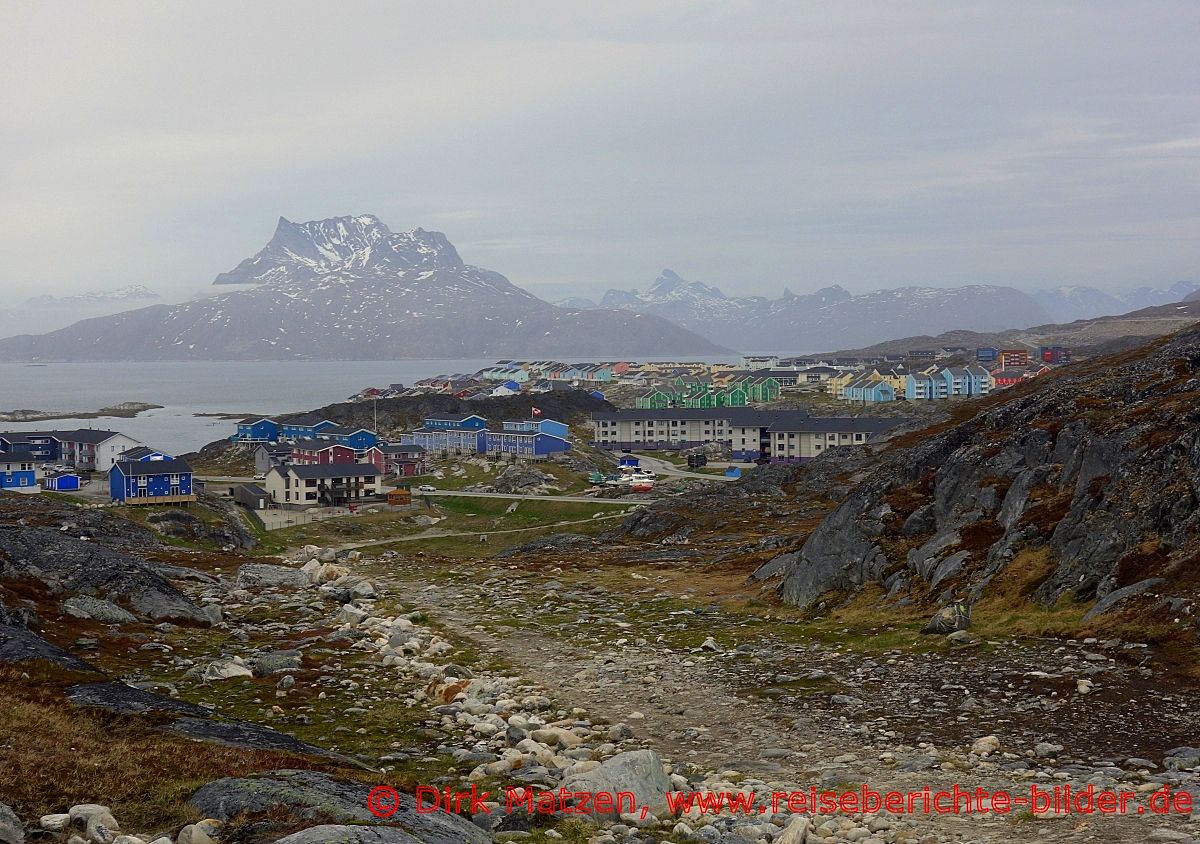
top-left (416, 484), bottom-right (437, 492)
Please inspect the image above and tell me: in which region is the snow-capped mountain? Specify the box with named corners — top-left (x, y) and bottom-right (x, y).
top-left (0, 285), bottom-right (162, 339)
top-left (589, 270), bottom-right (1054, 352)
top-left (1033, 281), bottom-right (1200, 322)
top-left (0, 216), bottom-right (729, 360)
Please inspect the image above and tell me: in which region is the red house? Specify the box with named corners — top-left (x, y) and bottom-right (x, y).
top-left (289, 439), bottom-right (357, 465)
top-left (364, 443), bottom-right (428, 476)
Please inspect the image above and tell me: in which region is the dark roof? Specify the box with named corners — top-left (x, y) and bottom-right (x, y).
top-left (321, 425), bottom-right (374, 436)
top-left (5, 428), bottom-right (129, 445)
top-left (61, 428), bottom-right (129, 445)
top-left (120, 446), bottom-right (167, 460)
top-left (379, 443), bottom-right (426, 454)
top-left (290, 438), bottom-right (350, 451)
top-left (285, 463), bottom-right (379, 480)
top-left (240, 483), bottom-right (268, 497)
top-left (424, 414), bottom-right (485, 423)
top-left (281, 413), bottom-right (335, 426)
top-left (767, 417), bottom-right (904, 434)
top-left (113, 458), bottom-right (193, 476)
top-left (591, 408), bottom-right (811, 427)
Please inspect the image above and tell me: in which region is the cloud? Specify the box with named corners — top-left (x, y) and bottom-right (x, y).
top-left (1, 1), bottom-right (1198, 302)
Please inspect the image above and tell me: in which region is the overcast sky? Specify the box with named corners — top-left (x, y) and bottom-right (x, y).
top-left (2, 1), bottom-right (1198, 303)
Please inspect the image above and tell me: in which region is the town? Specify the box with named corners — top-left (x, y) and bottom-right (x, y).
top-left (347, 345), bottom-right (1072, 407)
top-left (0, 344), bottom-right (1068, 516)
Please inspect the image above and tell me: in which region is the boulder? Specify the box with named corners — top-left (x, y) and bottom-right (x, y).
top-left (272, 828), bottom-right (421, 844)
top-left (921, 601), bottom-right (971, 634)
top-left (235, 564), bottom-right (308, 589)
top-left (561, 749), bottom-right (673, 819)
top-left (61, 597), bottom-right (137, 625)
top-left (0, 802), bottom-right (22, 844)
top-left (249, 650), bottom-right (302, 678)
top-left (188, 772), bottom-right (488, 844)
top-left (201, 658), bottom-right (253, 682)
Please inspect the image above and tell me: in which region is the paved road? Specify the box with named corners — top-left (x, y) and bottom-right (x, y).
top-left (331, 512), bottom-right (632, 552)
top-left (627, 453), bottom-right (740, 482)
top-left (419, 489), bottom-right (654, 503)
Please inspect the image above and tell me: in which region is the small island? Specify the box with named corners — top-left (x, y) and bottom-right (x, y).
top-left (0, 401), bottom-right (163, 422)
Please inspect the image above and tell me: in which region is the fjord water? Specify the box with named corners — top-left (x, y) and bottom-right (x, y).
top-left (0, 359), bottom-right (499, 453)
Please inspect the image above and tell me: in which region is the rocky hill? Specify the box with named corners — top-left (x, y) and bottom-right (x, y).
top-left (824, 299), bottom-right (1200, 358)
top-left (0, 215), bottom-right (729, 360)
top-left (587, 269), bottom-right (1054, 352)
top-left (756, 324), bottom-right (1200, 631)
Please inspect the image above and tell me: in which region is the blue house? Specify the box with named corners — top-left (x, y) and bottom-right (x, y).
top-left (423, 414), bottom-right (488, 431)
top-left (234, 418), bottom-right (279, 443)
top-left (501, 418), bottom-right (570, 439)
top-left (483, 429), bottom-right (571, 458)
top-left (319, 426), bottom-right (379, 450)
top-left (109, 458), bottom-right (196, 504)
top-left (975, 347), bottom-right (1000, 364)
top-left (43, 473), bottom-right (80, 491)
top-left (0, 456), bottom-right (47, 489)
top-left (843, 378), bottom-right (896, 404)
top-left (278, 415), bottom-right (338, 442)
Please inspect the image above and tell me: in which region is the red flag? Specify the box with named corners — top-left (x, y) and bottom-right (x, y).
top-left (531, 407), bottom-right (543, 417)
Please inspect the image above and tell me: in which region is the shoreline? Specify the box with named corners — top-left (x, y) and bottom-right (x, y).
top-left (0, 401), bottom-right (164, 423)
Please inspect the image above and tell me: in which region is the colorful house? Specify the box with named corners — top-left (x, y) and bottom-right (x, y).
top-left (318, 426), bottom-right (379, 450)
top-left (109, 458), bottom-right (195, 505)
top-left (278, 415), bottom-right (338, 442)
top-left (42, 473), bottom-right (80, 491)
top-left (234, 418), bottom-right (279, 443)
top-left (288, 439), bottom-right (358, 465)
top-left (0, 456), bottom-right (47, 490)
top-left (844, 378), bottom-right (896, 403)
top-left (484, 419), bottom-right (572, 458)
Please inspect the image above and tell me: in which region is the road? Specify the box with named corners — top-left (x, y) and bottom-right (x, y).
top-left (419, 489), bottom-right (655, 503)
top-left (626, 453), bottom-right (741, 482)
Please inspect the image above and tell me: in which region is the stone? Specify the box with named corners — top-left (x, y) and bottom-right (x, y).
top-left (775, 815), bottom-right (811, 844)
top-left (62, 596), bottom-right (137, 624)
top-left (41, 814), bottom-right (71, 833)
top-left (188, 771), bottom-right (489, 844)
top-left (249, 650), bottom-right (302, 678)
top-left (971, 736), bottom-right (1001, 756)
top-left (272, 827), bottom-right (421, 843)
top-left (235, 564), bottom-right (308, 589)
top-left (1035, 742), bottom-right (1064, 757)
top-left (562, 749), bottom-right (673, 820)
top-left (201, 658), bottom-right (253, 682)
top-left (0, 802), bottom-right (22, 844)
top-left (174, 826), bottom-right (214, 844)
top-left (921, 602), bottom-right (971, 634)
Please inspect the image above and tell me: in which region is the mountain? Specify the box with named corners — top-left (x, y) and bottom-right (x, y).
top-left (590, 270), bottom-right (1053, 352)
top-left (0, 215), bottom-right (730, 361)
top-left (1033, 281), bottom-right (1200, 322)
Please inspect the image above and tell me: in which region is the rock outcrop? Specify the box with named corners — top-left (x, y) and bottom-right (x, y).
top-left (757, 325), bottom-right (1200, 620)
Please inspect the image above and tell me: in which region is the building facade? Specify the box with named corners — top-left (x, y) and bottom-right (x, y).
top-left (109, 458), bottom-right (196, 505)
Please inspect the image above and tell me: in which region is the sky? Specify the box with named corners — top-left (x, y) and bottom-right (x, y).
top-left (1, 0), bottom-right (1199, 305)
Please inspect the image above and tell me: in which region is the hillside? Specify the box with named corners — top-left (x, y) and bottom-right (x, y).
top-left (0, 216), bottom-right (729, 360)
top-left (824, 299), bottom-right (1200, 358)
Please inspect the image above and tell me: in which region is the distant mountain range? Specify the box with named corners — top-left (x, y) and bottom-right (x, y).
top-left (560, 269), bottom-right (1056, 352)
top-left (0, 285), bottom-right (161, 339)
top-left (0, 216), bottom-right (727, 361)
top-left (21, 284), bottom-right (159, 309)
top-left (1032, 281), bottom-right (1200, 322)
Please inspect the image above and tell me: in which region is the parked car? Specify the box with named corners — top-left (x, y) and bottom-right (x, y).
top-left (252, 473), bottom-right (267, 480)
top-left (416, 484), bottom-right (437, 492)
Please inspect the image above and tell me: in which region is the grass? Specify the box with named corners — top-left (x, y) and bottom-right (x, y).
top-left (0, 662), bottom-right (342, 832)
